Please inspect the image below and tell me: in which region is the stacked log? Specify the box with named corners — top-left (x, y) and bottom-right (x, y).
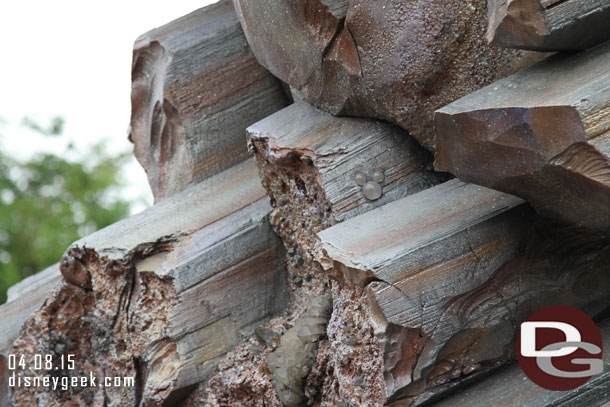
top-left (8, 160), bottom-right (289, 406)
top-left (4, 1), bottom-right (610, 406)
top-left (130, 0), bottom-right (288, 201)
top-left (318, 180), bottom-right (610, 405)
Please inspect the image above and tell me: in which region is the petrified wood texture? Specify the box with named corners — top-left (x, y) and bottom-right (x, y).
top-left (487, 0), bottom-right (610, 51)
top-left (233, 0), bottom-right (532, 150)
top-left (318, 180), bottom-right (610, 406)
top-left (435, 41), bottom-right (610, 232)
top-left (432, 318), bottom-right (610, 407)
top-left (9, 160), bottom-right (288, 407)
top-left (247, 102), bottom-right (446, 285)
top-left (130, 0), bottom-right (288, 202)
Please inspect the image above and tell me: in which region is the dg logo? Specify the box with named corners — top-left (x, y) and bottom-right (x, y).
top-left (517, 305), bottom-right (603, 391)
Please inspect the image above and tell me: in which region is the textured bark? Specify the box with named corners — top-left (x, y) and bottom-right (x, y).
top-left (487, 0), bottom-right (610, 51)
top-left (130, 0), bottom-right (288, 202)
top-left (8, 160), bottom-right (289, 407)
top-left (233, 0), bottom-right (535, 151)
top-left (435, 42), bottom-right (610, 232)
top-left (318, 180), bottom-right (610, 405)
top-left (432, 318), bottom-right (610, 407)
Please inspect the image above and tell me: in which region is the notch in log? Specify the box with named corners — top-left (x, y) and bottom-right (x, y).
top-left (9, 159), bottom-right (289, 406)
top-left (130, 0), bottom-right (288, 202)
top-left (435, 40), bottom-right (610, 232)
top-left (318, 179), bottom-right (610, 405)
top-left (487, 0), bottom-right (610, 51)
top-left (247, 102), bottom-right (447, 282)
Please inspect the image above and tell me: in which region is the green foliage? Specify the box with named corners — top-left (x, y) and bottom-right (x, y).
top-left (0, 117), bottom-right (132, 303)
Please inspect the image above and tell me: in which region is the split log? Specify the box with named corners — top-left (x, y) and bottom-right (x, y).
top-left (318, 180), bottom-right (610, 406)
top-left (487, 0), bottom-right (610, 51)
top-left (233, 0), bottom-right (534, 151)
top-left (130, 0), bottom-right (288, 202)
top-left (247, 102), bottom-right (447, 284)
top-left (9, 159), bottom-right (289, 407)
top-left (431, 318), bottom-right (610, 407)
top-left (435, 40), bottom-right (610, 232)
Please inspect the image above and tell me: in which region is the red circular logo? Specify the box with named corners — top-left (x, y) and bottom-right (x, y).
top-left (517, 305), bottom-right (603, 391)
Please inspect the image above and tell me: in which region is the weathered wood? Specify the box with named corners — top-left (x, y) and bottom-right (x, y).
top-left (233, 0), bottom-right (533, 151)
top-left (5, 263), bottom-right (60, 304)
top-left (435, 41), bottom-right (610, 232)
top-left (0, 264), bottom-right (61, 356)
top-left (487, 0), bottom-right (610, 51)
top-left (130, 0), bottom-right (288, 202)
top-left (431, 318), bottom-right (610, 407)
top-left (318, 180), bottom-right (610, 406)
top-left (247, 102), bottom-right (447, 284)
top-left (9, 159), bottom-right (289, 407)
top-left (0, 264), bottom-right (61, 407)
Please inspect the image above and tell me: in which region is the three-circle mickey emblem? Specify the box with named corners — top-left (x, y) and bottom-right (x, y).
top-left (518, 305), bottom-right (603, 391)
top-left (355, 169), bottom-right (384, 201)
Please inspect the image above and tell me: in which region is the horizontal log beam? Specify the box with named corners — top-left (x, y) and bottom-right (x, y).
top-left (435, 41), bottom-right (610, 231)
top-left (130, 0), bottom-right (288, 201)
top-left (487, 0), bottom-right (610, 51)
top-left (247, 102), bottom-right (447, 283)
top-left (0, 264), bottom-right (61, 356)
top-left (9, 159), bottom-right (289, 406)
top-left (318, 180), bottom-right (610, 405)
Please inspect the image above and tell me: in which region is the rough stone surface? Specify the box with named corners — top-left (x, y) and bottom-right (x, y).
top-left (233, 0), bottom-right (537, 150)
top-left (306, 282), bottom-right (386, 407)
top-left (10, 242), bottom-right (178, 407)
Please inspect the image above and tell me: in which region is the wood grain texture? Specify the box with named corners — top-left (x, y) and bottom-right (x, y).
top-left (130, 0), bottom-right (288, 202)
top-left (9, 159), bottom-right (289, 406)
top-left (435, 41), bottom-right (610, 232)
top-left (247, 102), bottom-right (446, 287)
top-left (318, 180), bottom-right (610, 406)
top-left (431, 318), bottom-right (610, 407)
top-left (487, 0), bottom-right (610, 51)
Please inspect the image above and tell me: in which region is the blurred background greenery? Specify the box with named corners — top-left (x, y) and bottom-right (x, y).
top-left (0, 116), bottom-right (138, 303)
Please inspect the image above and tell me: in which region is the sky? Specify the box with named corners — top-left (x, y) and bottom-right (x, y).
top-left (0, 0), bottom-right (216, 212)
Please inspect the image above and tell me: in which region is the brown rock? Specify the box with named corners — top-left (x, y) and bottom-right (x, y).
top-left (487, 0), bottom-right (610, 51)
top-left (233, 0), bottom-right (533, 150)
top-left (435, 42), bottom-right (610, 231)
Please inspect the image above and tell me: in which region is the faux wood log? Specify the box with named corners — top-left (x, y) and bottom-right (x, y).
top-left (247, 102), bottom-right (447, 284)
top-left (432, 318), bottom-right (610, 407)
top-left (130, 0), bottom-right (288, 202)
top-left (0, 264), bottom-right (61, 407)
top-left (435, 41), bottom-right (610, 232)
top-left (318, 180), bottom-right (610, 406)
top-left (0, 264), bottom-right (61, 355)
top-left (233, 0), bottom-right (534, 151)
top-left (487, 0), bottom-right (610, 51)
top-left (8, 159), bottom-right (289, 407)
